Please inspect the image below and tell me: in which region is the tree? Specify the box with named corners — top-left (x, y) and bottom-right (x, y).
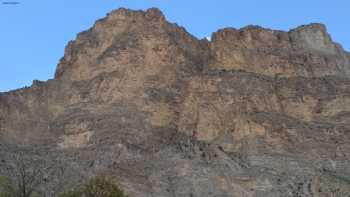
top-left (0, 152), bottom-right (44, 197)
top-left (59, 176), bottom-right (128, 197)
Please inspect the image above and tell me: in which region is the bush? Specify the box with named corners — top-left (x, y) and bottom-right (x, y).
top-left (0, 175), bottom-right (41, 197)
top-left (60, 177), bottom-right (128, 197)
top-left (0, 176), bottom-right (15, 197)
top-left (58, 190), bottom-right (82, 197)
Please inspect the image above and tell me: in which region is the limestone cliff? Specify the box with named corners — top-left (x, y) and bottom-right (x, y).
top-left (1, 8), bottom-right (350, 197)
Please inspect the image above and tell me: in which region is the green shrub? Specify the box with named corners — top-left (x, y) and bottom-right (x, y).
top-left (0, 176), bottom-right (15, 197)
top-left (60, 177), bottom-right (128, 197)
top-left (58, 190), bottom-right (82, 197)
top-left (0, 175), bottom-right (42, 197)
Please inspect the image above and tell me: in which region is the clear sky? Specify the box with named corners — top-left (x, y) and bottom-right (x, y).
top-left (0, 0), bottom-right (349, 92)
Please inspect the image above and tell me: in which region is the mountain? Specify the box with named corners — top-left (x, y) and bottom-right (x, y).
top-left (1, 8), bottom-right (350, 196)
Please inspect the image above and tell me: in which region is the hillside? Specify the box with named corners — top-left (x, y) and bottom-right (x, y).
top-left (0, 8), bottom-right (350, 196)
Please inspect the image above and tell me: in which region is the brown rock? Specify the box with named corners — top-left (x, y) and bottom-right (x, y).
top-left (1, 8), bottom-right (350, 197)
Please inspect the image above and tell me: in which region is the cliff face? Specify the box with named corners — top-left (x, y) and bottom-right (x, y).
top-left (1, 8), bottom-right (350, 197)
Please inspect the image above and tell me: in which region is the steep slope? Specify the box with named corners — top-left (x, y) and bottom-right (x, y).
top-left (1, 8), bottom-right (350, 197)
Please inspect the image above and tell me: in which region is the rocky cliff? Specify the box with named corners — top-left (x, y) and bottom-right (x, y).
top-left (1, 8), bottom-right (350, 197)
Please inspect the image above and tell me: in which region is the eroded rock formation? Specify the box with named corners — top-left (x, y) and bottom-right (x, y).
top-left (1, 8), bottom-right (350, 196)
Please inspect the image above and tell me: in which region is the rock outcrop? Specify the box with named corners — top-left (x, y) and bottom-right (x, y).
top-left (1, 8), bottom-right (350, 197)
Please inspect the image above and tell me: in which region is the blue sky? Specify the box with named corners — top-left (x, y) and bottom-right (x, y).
top-left (0, 0), bottom-right (349, 92)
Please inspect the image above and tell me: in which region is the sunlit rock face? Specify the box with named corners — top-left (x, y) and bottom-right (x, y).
top-left (1, 8), bottom-right (350, 197)
top-left (209, 24), bottom-right (350, 78)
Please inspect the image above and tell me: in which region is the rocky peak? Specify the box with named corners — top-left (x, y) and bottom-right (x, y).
top-left (209, 23), bottom-right (349, 77)
top-left (55, 8), bottom-right (349, 81)
top-left (55, 8), bottom-right (205, 82)
top-left (210, 25), bottom-right (290, 48)
top-left (211, 23), bottom-right (335, 51)
top-left (289, 23), bottom-right (336, 53)
top-left (107, 7), bottom-right (165, 22)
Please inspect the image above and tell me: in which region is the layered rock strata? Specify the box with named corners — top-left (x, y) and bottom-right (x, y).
top-left (1, 8), bottom-right (349, 197)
